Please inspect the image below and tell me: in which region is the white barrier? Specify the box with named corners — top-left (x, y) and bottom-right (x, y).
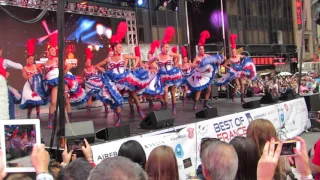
top-left (91, 98), bottom-right (311, 179)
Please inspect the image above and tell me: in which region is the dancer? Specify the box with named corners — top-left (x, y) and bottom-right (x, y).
top-left (97, 22), bottom-right (149, 123)
top-left (222, 34), bottom-right (246, 103)
top-left (187, 30), bottom-right (213, 110)
top-left (44, 33), bottom-right (58, 128)
top-left (180, 46), bottom-right (192, 106)
top-left (20, 39), bottom-right (47, 120)
top-left (0, 47), bottom-right (23, 120)
top-left (83, 48), bottom-right (116, 115)
top-left (148, 27), bottom-right (182, 115)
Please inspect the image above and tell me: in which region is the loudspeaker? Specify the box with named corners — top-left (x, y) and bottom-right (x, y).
top-left (96, 124), bottom-right (130, 141)
top-left (303, 94), bottom-right (320, 111)
top-left (64, 121), bottom-right (95, 144)
top-left (260, 91), bottom-right (279, 104)
top-left (140, 109), bottom-right (175, 129)
top-left (242, 100), bottom-right (261, 109)
top-left (195, 107), bottom-right (218, 118)
top-left (279, 89), bottom-right (296, 101)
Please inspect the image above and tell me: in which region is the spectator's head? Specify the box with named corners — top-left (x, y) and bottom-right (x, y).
top-left (247, 119), bottom-right (288, 180)
top-left (247, 119), bottom-right (278, 155)
top-left (88, 156), bottom-right (147, 180)
top-left (230, 136), bottom-right (259, 180)
top-left (146, 145), bottom-right (179, 180)
top-left (201, 141), bottom-right (238, 180)
top-left (118, 140), bottom-right (146, 169)
top-left (200, 138), bottom-right (220, 158)
top-left (61, 158), bottom-right (93, 180)
top-left (6, 173), bottom-right (32, 180)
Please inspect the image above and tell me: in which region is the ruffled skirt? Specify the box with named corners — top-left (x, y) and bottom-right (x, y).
top-left (45, 68), bottom-right (59, 87)
top-left (104, 68), bottom-right (152, 92)
top-left (100, 74), bottom-right (124, 109)
top-left (20, 73), bottom-right (47, 109)
top-left (65, 72), bottom-right (90, 106)
top-left (158, 67), bottom-right (182, 87)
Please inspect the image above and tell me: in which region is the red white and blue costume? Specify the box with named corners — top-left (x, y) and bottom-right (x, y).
top-left (20, 65), bottom-right (47, 109)
top-left (157, 55), bottom-right (182, 89)
top-left (65, 71), bottom-right (89, 106)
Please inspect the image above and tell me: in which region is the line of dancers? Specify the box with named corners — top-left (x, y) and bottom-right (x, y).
top-left (15, 22), bottom-right (257, 127)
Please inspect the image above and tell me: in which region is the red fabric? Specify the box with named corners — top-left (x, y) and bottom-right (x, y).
top-left (134, 46), bottom-right (141, 58)
top-left (0, 58), bottom-right (6, 78)
top-left (312, 139), bottom-right (320, 180)
top-left (26, 39), bottom-right (37, 56)
top-left (181, 46), bottom-right (187, 58)
top-left (85, 48), bottom-right (93, 60)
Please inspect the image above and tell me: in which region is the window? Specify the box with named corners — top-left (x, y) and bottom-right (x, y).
top-left (305, 39), bottom-right (310, 52)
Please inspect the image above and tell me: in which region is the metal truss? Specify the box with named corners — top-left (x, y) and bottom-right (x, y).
top-left (0, 0), bottom-right (138, 51)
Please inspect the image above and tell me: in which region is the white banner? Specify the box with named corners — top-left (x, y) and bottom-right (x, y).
top-left (91, 98), bottom-right (311, 179)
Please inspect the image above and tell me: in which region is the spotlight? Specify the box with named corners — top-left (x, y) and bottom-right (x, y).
top-left (96, 24), bottom-right (104, 36)
top-left (106, 28), bottom-right (112, 39)
top-left (137, 0), bottom-right (143, 6)
top-left (95, 45), bottom-right (100, 51)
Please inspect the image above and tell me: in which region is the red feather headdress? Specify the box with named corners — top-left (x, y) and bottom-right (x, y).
top-left (110, 22), bottom-right (128, 46)
top-left (85, 48), bottom-right (93, 60)
top-left (198, 30), bottom-right (210, 46)
top-left (48, 33), bottom-right (58, 50)
top-left (230, 34), bottom-right (238, 49)
top-left (171, 46), bottom-right (177, 53)
top-left (162, 26), bottom-right (175, 44)
top-left (134, 46), bottom-right (141, 58)
top-left (181, 46), bottom-right (187, 58)
top-left (149, 40), bottom-right (160, 55)
top-left (26, 38), bottom-right (37, 56)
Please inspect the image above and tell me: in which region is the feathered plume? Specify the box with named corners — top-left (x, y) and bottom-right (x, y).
top-left (134, 46), bottom-right (141, 58)
top-left (171, 46), bottom-right (177, 53)
top-left (48, 33), bottom-right (58, 49)
top-left (181, 46), bottom-right (187, 58)
top-left (26, 38), bottom-right (37, 56)
top-left (85, 48), bottom-right (93, 60)
top-left (116, 22), bottom-right (128, 40)
top-left (162, 26), bottom-right (175, 44)
top-left (110, 22), bottom-right (128, 46)
top-left (21, 132), bottom-right (27, 139)
top-left (230, 34), bottom-right (238, 49)
top-left (198, 30), bottom-right (210, 46)
top-left (149, 40), bottom-right (160, 55)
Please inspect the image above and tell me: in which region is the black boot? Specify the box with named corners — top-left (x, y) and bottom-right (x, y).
top-left (241, 94), bottom-right (246, 103)
top-left (148, 99), bottom-right (154, 108)
top-left (203, 100), bottom-right (212, 109)
top-left (193, 100), bottom-right (198, 110)
top-left (115, 112), bottom-right (121, 126)
top-left (129, 105), bottom-right (134, 116)
top-left (160, 101), bottom-right (165, 109)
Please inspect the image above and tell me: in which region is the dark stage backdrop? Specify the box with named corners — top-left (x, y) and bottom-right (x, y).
top-left (0, 6), bottom-right (119, 90)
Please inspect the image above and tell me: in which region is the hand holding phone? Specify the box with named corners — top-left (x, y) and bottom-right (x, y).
top-left (275, 140), bottom-right (301, 157)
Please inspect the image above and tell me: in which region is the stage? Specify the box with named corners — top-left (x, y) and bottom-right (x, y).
top-left (15, 96), bottom-right (267, 145)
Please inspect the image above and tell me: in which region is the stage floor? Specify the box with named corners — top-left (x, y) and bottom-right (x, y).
top-left (16, 97), bottom-right (263, 145)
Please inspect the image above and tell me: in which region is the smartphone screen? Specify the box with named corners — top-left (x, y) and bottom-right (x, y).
top-left (275, 141), bottom-right (298, 156)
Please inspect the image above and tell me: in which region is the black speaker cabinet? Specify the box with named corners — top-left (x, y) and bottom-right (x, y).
top-left (279, 89), bottom-right (296, 101)
top-left (64, 121), bottom-right (95, 144)
top-left (140, 109), bottom-right (175, 129)
top-left (242, 100), bottom-right (261, 109)
top-left (96, 124), bottom-right (130, 141)
top-left (260, 91), bottom-right (279, 104)
top-left (303, 94), bottom-right (320, 111)
top-left (195, 107), bottom-right (218, 118)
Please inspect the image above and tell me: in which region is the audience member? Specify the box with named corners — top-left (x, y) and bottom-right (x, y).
top-left (201, 141), bottom-right (238, 180)
top-left (230, 136), bottom-right (259, 180)
top-left (59, 158), bottom-right (93, 180)
top-left (247, 119), bottom-right (291, 180)
top-left (88, 156), bottom-right (147, 180)
top-left (145, 145), bottom-right (179, 180)
top-left (196, 138), bottom-right (220, 180)
top-left (118, 140), bottom-right (146, 169)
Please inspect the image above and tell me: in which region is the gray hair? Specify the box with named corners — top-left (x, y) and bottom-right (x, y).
top-left (87, 156), bottom-right (148, 180)
top-left (200, 141), bottom-right (238, 180)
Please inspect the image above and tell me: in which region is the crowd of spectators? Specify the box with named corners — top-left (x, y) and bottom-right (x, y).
top-left (0, 119), bottom-right (319, 180)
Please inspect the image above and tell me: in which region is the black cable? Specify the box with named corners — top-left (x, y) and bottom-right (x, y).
top-left (0, 2), bottom-right (54, 23)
